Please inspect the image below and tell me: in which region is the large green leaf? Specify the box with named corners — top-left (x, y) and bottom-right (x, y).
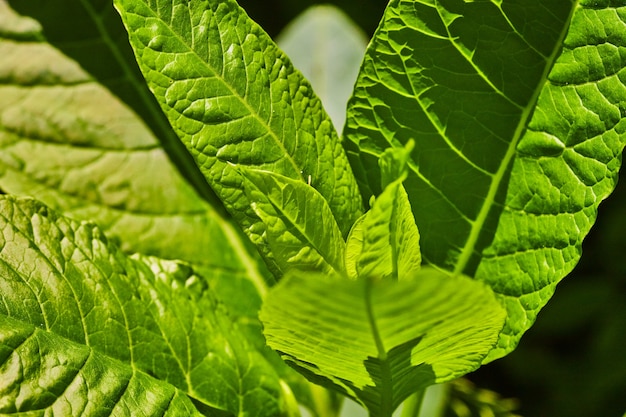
top-left (113, 0), bottom-right (364, 275)
top-left (260, 268), bottom-right (506, 417)
top-left (0, 315), bottom-right (204, 416)
top-left (276, 5), bottom-right (368, 132)
top-left (0, 3), bottom-right (317, 413)
top-left (0, 1), bottom-right (274, 348)
top-left (0, 0), bottom-right (266, 285)
top-left (343, 0), bottom-right (626, 359)
top-left (0, 196), bottom-right (290, 416)
top-left (3, 0), bottom-right (217, 205)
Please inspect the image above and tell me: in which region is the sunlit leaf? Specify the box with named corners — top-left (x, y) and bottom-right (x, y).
top-left (114, 0), bottom-right (363, 276)
top-left (261, 268), bottom-right (505, 417)
top-left (0, 196), bottom-right (289, 416)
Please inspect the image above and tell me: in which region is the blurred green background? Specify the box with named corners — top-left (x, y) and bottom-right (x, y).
top-left (237, 1), bottom-right (626, 416)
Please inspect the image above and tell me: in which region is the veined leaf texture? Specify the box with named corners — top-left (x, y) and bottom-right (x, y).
top-left (344, 0), bottom-right (626, 360)
top-left (114, 0), bottom-right (364, 276)
top-left (0, 196), bottom-right (289, 416)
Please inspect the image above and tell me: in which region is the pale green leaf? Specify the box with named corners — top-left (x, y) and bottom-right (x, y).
top-left (378, 140), bottom-right (414, 190)
top-left (343, 0), bottom-right (626, 359)
top-left (276, 5), bottom-right (368, 132)
top-left (0, 1), bottom-right (265, 285)
top-left (346, 142), bottom-right (420, 280)
top-left (260, 268), bottom-right (506, 417)
top-left (0, 196), bottom-right (289, 417)
top-left (0, 2), bottom-right (277, 357)
top-left (240, 168), bottom-right (346, 276)
top-left (113, 0), bottom-right (363, 275)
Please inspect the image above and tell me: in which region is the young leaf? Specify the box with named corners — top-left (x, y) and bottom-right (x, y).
top-left (260, 268), bottom-right (506, 417)
top-left (346, 140), bottom-right (420, 280)
top-left (277, 5), bottom-right (368, 132)
top-left (345, 181), bottom-right (420, 280)
top-left (0, 196), bottom-right (290, 417)
top-left (113, 0), bottom-right (363, 266)
top-left (239, 168), bottom-right (346, 276)
top-left (343, 0), bottom-right (626, 359)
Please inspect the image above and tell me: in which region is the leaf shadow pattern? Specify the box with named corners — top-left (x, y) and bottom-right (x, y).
top-left (357, 335), bottom-right (436, 416)
top-left (281, 335), bottom-right (436, 417)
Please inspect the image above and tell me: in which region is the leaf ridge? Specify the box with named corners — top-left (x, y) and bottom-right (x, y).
top-left (126, 5), bottom-right (304, 180)
top-left (394, 50), bottom-right (494, 176)
top-left (453, 1), bottom-right (580, 275)
top-left (430, 1), bottom-right (524, 109)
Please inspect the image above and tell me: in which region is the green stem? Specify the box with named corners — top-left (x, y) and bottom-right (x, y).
top-left (400, 390), bottom-right (426, 417)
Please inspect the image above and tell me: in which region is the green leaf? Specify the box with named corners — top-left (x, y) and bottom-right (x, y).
top-left (276, 5), bottom-right (368, 132)
top-left (3, 0), bottom-right (218, 208)
top-left (113, 0), bottom-right (363, 273)
top-left (0, 4), bottom-right (317, 411)
top-left (260, 268), bottom-right (506, 417)
top-left (0, 2), bottom-right (276, 346)
top-left (345, 180), bottom-right (420, 280)
top-left (240, 168), bottom-right (346, 276)
top-left (343, 0), bottom-right (626, 359)
top-left (0, 2), bottom-right (263, 282)
top-left (0, 315), bottom-right (204, 416)
top-left (0, 196), bottom-right (289, 417)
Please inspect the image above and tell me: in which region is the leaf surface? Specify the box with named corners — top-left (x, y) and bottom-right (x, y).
top-left (0, 2), bottom-right (276, 352)
top-left (345, 180), bottom-right (420, 280)
top-left (0, 315), bottom-right (204, 416)
top-left (0, 196), bottom-right (288, 416)
top-left (343, 0), bottom-right (626, 359)
top-left (0, 1), bottom-right (263, 284)
top-left (240, 168), bottom-right (346, 276)
top-left (113, 0), bottom-right (363, 275)
top-left (260, 268), bottom-right (505, 417)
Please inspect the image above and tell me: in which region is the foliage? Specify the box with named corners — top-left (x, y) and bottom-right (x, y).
top-left (1, 0), bottom-right (625, 416)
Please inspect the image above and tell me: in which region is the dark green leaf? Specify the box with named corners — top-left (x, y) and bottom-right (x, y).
top-left (343, 0), bottom-right (626, 359)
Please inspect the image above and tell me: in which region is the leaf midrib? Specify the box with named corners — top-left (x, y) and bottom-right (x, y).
top-left (364, 279), bottom-right (393, 417)
top-left (452, 1), bottom-right (580, 276)
top-left (130, 0), bottom-right (307, 184)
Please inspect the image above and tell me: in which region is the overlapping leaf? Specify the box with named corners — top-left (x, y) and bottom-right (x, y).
top-left (345, 144), bottom-right (420, 280)
top-left (0, 2), bottom-right (274, 352)
top-left (113, 0), bottom-right (364, 275)
top-left (261, 269), bottom-right (506, 417)
top-left (0, 1), bottom-right (261, 283)
top-left (0, 196), bottom-right (288, 416)
top-left (240, 168), bottom-right (346, 276)
top-left (343, 0), bottom-right (626, 359)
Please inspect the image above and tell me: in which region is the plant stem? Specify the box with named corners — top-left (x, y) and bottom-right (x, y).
top-left (400, 390), bottom-right (426, 417)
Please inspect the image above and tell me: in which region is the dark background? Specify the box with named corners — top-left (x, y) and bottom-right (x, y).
top-left (236, 1), bottom-right (626, 416)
